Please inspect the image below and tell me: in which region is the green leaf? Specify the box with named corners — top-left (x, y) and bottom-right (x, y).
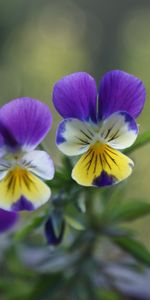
top-left (62, 156), bottom-right (72, 176)
top-left (76, 194), bottom-right (86, 213)
top-left (51, 209), bottom-right (64, 238)
top-left (65, 215), bottom-right (85, 231)
top-left (97, 289), bottom-right (121, 300)
top-left (113, 236), bottom-right (150, 265)
top-left (124, 130), bottom-right (150, 154)
top-left (102, 226), bottom-right (134, 238)
top-left (104, 201), bottom-right (150, 223)
top-left (14, 215), bottom-right (46, 241)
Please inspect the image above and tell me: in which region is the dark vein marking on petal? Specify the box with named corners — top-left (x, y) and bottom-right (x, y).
top-left (22, 174), bottom-right (30, 190)
top-left (85, 152), bottom-right (95, 174)
top-left (22, 160), bottom-right (32, 168)
top-left (75, 136), bottom-right (89, 145)
top-left (99, 154), bottom-right (103, 169)
top-left (105, 147), bottom-right (118, 156)
top-left (107, 128), bottom-right (120, 142)
top-left (12, 177), bottom-right (16, 194)
top-left (103, 153), bottom-right (111, 170)
top-left (84, 124), bottom-right (94, 137)
top-left (7, 174), bottom-right (16, 195)
top-left (104, 128), bottom-right (112, 139)
top-left (82, 148), bottom-right (93, 162)
top-left (93, 154), bottom-right (98, 174)
top-left (0, 163), bottom-right (10, 169)
top-left (7, 175), bottom-right (14, 191)
top-left (86, 128), bottom-right (94, 137)
top-left (29, 164), bottom-right (37, 170)
top-left (80, 129), bottom-right (92, 140)
top-left (18, 174), bottom-right (22, 187)
top-left (104, 150), bottom-right (118, 167)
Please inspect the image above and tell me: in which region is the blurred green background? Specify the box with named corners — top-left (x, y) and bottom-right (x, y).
top-left (0, 0), bottom-right (150, 244)
top-left (1, 1), bottom-right (150, 299)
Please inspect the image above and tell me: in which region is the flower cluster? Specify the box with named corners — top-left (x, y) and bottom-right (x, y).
top-left (0, 70), bottom-right (146, 237)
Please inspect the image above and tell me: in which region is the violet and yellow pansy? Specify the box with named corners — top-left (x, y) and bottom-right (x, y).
top-left (53, 70), bottom-right (146, 187)
top-left (0, 97), bottom-right (54, 220)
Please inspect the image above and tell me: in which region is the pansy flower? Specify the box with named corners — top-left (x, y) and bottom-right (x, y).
top-left (53, 71), bottom-right (146, 187)
top-left (0, 97), bottom-right (54, 212)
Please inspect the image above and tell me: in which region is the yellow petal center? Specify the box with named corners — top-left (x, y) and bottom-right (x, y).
top-left (4, 167), bottom-right (32, 195)
top-left (0, 167), bottom-right (51, 210)
top-left (72, 142), bottom-right (134, 187)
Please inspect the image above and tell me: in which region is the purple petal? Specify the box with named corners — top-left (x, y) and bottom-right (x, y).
top-left (11, 196), bottom-right (34, 211)
top-left (0, 136), bottom-right (6, 157)
top-left (0, 98), bottom-right (52, 151)
top-left (98, 70), bottom-right (146, 120)
top-left (93, 170), bottom-right (116, 187)
top-left (53, 72), bottom-right (97, 122)
top-left (0, 209), bottom-right (19, 233)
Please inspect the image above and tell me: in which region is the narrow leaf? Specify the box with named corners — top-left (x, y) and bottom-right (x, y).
top-left (105, 201), bottom-right (150, 223)
top-left (14, 215), bottom-right (45, 241)
top-left (65, 215), bottom-right (85, 231)
top-left (76, 194), bottom-right (86, 213)
top-left (113, 236), bottom-right (150, 265)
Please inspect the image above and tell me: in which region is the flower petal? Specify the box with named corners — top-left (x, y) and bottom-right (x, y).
top-left (0, 168), bottom-right (51, 211)
top-left (0, 209), bottom-right (19, 233)
top-left (0, 98), bottom-right (52, 151)
top-left (45, 217), bottom-right (65, 246)
top-left (53, 72), bottom-right (97, 122)
top-left (99, 112), bottom-right (138, 150)
top-left (0, 136), bottom-right (6, 157)
top-left (72, 143), bottom-right (134, 187)
top-left (21, 150), bottom-right (55, 180)
top-left (56, 118), bottom-right (97, 156)
top-left (0, 158), bottom-right (12, 180)
top-left (98, 70), bottom-right (146, 120)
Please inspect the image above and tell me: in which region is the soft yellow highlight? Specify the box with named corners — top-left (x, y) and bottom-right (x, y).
top-left (0, 167), bottom-right (51, 210)
top-left (72, 142), bottom-right (134, 187)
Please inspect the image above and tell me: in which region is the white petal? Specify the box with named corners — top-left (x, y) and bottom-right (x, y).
top-left (20, 150), bottom-right (55, 180)
top-left (0, 159), bottom-right (12, 180)
top-left (99, 112), bottom-right (138, 150)
top-left (56, 118), bottom-right (97, 156)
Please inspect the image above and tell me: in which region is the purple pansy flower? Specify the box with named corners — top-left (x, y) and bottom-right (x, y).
top-left (0, 97), bottom-right (54, 216)
top-left (53, 71), bottom-right (146, 187)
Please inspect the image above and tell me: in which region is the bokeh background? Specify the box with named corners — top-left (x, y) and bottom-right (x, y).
top-left (0, 1), bottom-right (150, 298)
top-left (1, 0), bottom-right (149, 245)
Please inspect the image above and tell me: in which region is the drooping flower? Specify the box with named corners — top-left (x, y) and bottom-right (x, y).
top-left (0, 97), bottom-right (54, 212)
top-left (0, 209), bottom-right (18, 233)
top-left (53, 71), bottom-right (146, 187)
top-left (45, 216), bottom-right (65, 245)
